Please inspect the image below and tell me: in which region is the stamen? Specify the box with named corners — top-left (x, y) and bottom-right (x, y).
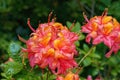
top-left (48, 11), bottom-right (53, 23)
top-left (18, 35), bottom-right (27, 43)
top-left (102, 8), bottom-right (108, 17)
top-left (52, 14), bottom-right (56, 22)
top-left (83, 12), bottom-right (89, 23)
top-left (27, 18), bottom-right (36, 32)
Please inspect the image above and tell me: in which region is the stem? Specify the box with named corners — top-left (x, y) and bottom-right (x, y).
top-left (46, 69), bottom-right (49, 80)
top-left (75, 66), bottom-right (82, 74)
top-left (78, 45), bottom-right (95, 65)
top-left (40, 69), bottom-right (44, 80)
top-left (40, 75), bottom-right (43, 80)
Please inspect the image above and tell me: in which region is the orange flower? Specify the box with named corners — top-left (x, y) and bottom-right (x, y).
top-left (82, 9), bottom-right (120, 58)
top-left (20, 17), bottom-right (78, 74)
top-left (56, 72), bottom-right (79, 80)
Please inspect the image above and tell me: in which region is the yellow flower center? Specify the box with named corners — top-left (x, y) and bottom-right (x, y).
top-left (91, 22), bottom-right (98, 31)
top-left (40, 33), bottom-right (52, 46)
top-left (102, 16), bottom-right (112, 24)
top-left (103, 23), bottom-right (113, 35)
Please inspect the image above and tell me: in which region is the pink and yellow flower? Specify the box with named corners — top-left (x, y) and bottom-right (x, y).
top-left (82, 9), bottom-right (120, 58)
top-left (20, 17), bottom-right (78, 74)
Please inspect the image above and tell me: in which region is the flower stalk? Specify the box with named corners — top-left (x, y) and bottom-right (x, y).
top-left (78, 45), bottom-right (96, 65)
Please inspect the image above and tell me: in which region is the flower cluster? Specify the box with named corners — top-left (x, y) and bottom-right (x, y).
top-left (18, 9), bottom-right (120, 80)
top-left (56, 72), bottom-right (79, 80)
top-left (21, 18), bottom-right (78, 74)
top-left (82, 9), bottom-right (120, 58)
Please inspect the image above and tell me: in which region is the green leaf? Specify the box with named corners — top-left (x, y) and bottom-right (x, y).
top-left (2, 62), bottom-right (23, 76)
top-left (72, 22), bottom-right (81, 32)
top-left (90, 53), bottom-right (101, 59)
top-left (66, 21), bottom-right (72, 29)
top-left (92, 68), bottom-right (99, 76)
top-left (111, 69), bottom-right (117, 77)
top-left (79, 33), bottom-right (85, 40)
top-left (75, 41), bottom-right (80, 46)
top-left (66, 21), bottom-right (81, 32)
top-left (1, 73), bottom-right (8, 79)
top-left (8, 42), bottom-right (22, 62)
top-left (83, 44), bottom-right (89, 52)
top-left (8, 42), bottom-right (20, 55)
top-left (83, 57), bottom-right (91, 67)
top-left (49, 74), bottom-right (56, 80)
top-left (90, 47), bottom-right (101, 59)
top-left (108, 57), bottom-right (118, 65)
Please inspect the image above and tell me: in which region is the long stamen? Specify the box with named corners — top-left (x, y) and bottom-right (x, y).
top-left (18, 35), bottom-right (27, 43)
top-left (83, 12), bottom-right (89, 23)
top-left (102, 8), bottom-right (108, 17)
top-left (52, 14), bottom-right (56, 22)
top-left (48, 12), bottom-right (53, 23)
top-left (27, 18), bottom-right (36, 32)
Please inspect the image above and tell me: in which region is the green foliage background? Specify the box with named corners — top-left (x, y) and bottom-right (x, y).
top-left (0, 0), bottom-right (120, 80)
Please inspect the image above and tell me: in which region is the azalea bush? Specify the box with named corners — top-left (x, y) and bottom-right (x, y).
top-left (1, 0), bottom-right (120, 80)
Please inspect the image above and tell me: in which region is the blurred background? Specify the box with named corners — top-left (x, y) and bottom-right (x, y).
top-left (0, 0), bottom-right (120, 79)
